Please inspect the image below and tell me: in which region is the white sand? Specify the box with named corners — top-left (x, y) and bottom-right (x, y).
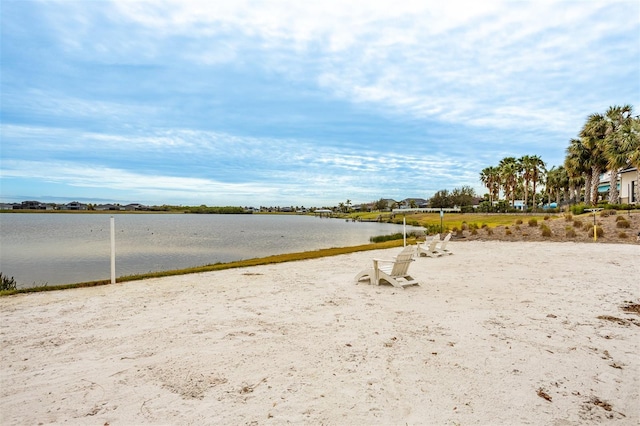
top-left (1, 241), bottom-right (639, 425)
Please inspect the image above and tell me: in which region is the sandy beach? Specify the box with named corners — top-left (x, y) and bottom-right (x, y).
top-left (1, 240), bottom-right (639, 425)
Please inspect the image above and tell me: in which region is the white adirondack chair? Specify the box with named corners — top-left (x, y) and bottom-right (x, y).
top-left (417, 233), bottom-right (442, 258)
top-left (435, 232), bottom-right (453, 255)
top-left (354, 246), bottom-right (419, 288)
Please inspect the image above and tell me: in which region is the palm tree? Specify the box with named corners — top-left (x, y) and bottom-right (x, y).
top-left (545, 166), bottom-right (569, 206)
top-left (580, 113), bottom-right (608, 205)
top-left (479, 166), bottom-right (500, 207)
top-left (499, 157), bottom-right (519, 208)
top-left (518, 155), bottom-right (545, 209)
top-left (603, 105), bottom-right (634, 204)
top-left (529, 155), bottom-right (546, 209)
top-left (565, 138), bottom-right (591, 204)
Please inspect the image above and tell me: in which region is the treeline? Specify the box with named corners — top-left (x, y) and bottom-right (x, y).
top-left (181, 206), bottom-right (249, 214)
top-left (479, 104), bottom-right (639, 210)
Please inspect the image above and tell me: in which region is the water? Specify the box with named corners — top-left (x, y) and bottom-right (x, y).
top-left (0, 213), bottom-right (420, 287)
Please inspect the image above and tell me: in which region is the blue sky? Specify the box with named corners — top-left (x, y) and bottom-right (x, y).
top-left (1, 0), bottom-right (639, 207)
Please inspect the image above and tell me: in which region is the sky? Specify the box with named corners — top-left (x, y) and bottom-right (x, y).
top-left (1, 1), bottom-right (639, 208)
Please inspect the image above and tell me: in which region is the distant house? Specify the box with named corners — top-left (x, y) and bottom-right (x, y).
top-left (512, 200), bottom-right (526, 211)
top-left (619, 166), bottom-right (638, 204)
top-left (1, 203), bottom-right (18, 210)
top-left (16, 200), bottom-right (52, 210)
top-left (400, 198), bottom-right (429, 209)
top-left (95, 204), bottom-right (123, 211)
top-left (597, 166), bottom-right (638, 204)
top-left (123, 203), bottom-right (147, 211)
top-left (64, 201), bottom-right (88, 210)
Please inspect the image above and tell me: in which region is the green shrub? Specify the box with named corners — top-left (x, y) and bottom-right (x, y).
top-left (471, 228), bottom-right (478, 235)
top-left (618, 231), bottom-right (628, 238)
top-left (564, 214), bottom-right (573, 221)
top-left (544, 215), bottom-right (550, 221)
top-left (515, 219), bottom-right (523, 225)
top-left (1, 273), bottom-right (17, 291)
top-left (573, 219), bottom-right (582, 228)
top-left (570, 204), bottom-right (587, 215)
top-left (370, 233), bottom-right (404, 243)
top-left (541, 224), bottom-right (552, 237)
top-left (505, 229), bottom-right (512, 236)
top-left (461, 222), bottom-right (468, 230)
top-left (528, 218), bottom-right (538, 227)
top-left (424, 224), bottom-right (441, 234)
top-left (566, 228), bottom-right (577, 238)
top-left (615, 215), bottom-right (626, 222)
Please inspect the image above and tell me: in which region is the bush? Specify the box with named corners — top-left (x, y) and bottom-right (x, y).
top-left (616, 219), bottom-right (630, 228)
top-left (541, 224), bottom-right (552, 237)
top-left (615, 215), bottom-right (626, 222)
top-left (515, 219), bottom-right (523, 225)
top-left (505, 229), bottom-right (512, 236)
top-left (600, 209), bottom-right (617, 217)
top-left (570, 204), bottom-right (587, 215)
top-left (424, 224), bottom-right (441, 234)
top-left (564, 214), bottom-right (573, 221)
top-left (587, 226), bottom-right (604, 238)
top-left (370, 233), bottom-right (404, 243)
top-left (583, 222), bottom-right (593, 231)
top-left (618, 232), bottom-right (628, 238)
top-left (0, 273), bottom-right (17, 291)
top-left (544, 215), bottom-right (550, 221)
top-left (471, 228), bottom-right (478, 235)
top-left (486, 227), bottom-right (493, 235)
top-left (566, 228), bottom-right (577, 238)
top-left (461, 222), bottom-right (468, 230)
top-left (573, 219), bottom-right (582, 228)
top-left (528, 218), bottom-right (538, 227)
top-left (515, 225), bottom-right (521, 231)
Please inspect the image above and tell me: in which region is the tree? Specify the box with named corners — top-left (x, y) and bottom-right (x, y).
top-left (450, 185), bottom-right (477, 208)
top-left (529, 155), bottom-right (546, 208)
top-left (374, 198), bottom-right (388, 211)
top-left (429, 190), bottom-right (453, 208)
top-left (580, 113), bottom-right (608, 205)
top-left (603, 105), bottom-right (634, 204)
top-left (480, 166), bottom-right (500, 207)
top-left (565, 138), bottom-right (591, 204)
top-left (499, 157), bottom-right (520, 207)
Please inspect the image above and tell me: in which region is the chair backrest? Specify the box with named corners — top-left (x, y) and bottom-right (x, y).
top-left (390, 246), bottom-right (414, 276)
top-left (439, 232), bottom-right (452, 249)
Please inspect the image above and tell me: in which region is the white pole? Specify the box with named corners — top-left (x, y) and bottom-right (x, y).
top-left (403, 216), bottom-right (406, 247)
top-left (110, 216), bottom-right (116, 284)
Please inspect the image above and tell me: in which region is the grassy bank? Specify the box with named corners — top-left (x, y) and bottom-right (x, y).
top-left (350, 211), bottom-right (558, 232)
top-left (0, 238), bottom-right (414, 297)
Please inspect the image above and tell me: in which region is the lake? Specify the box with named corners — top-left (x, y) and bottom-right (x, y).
top-left (0, 213), bottom-right (421, 288)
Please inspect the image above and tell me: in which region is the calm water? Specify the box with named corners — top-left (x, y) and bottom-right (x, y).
top-left (0, 213), bottom-right (420, 287)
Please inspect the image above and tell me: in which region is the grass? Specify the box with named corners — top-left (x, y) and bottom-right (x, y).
top-left (352, 212), bottom-right (554, 233)
top-left (0, 238), bottom-right (414, 297)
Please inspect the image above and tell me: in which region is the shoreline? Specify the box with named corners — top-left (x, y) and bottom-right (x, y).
top-left (1, 240), bottom-right (638, 424)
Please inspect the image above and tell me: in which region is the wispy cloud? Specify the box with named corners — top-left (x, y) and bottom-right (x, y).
top-left (1, 0), bottom-right (638, 205)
